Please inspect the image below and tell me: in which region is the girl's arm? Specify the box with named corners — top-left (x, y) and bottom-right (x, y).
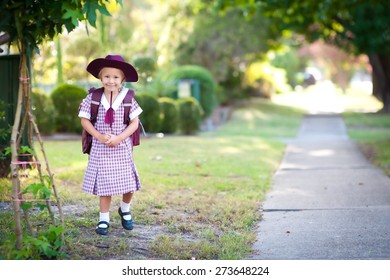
top-left (81, 118), bottom-right (110, 144)
top-left (105, 116), bottom-right (139, 147)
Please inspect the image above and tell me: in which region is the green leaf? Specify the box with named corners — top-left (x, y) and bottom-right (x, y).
top-left (4, 147), bottom-right (11, 156)
top-left (62, 3), bottom-right (84, 28)
top-left (20, 202), bottom-right (33, 211)
top-left (42, 175), bottom-right (52, 187)
top-left (18, 146), bottom-right (35, 155)
top-left (82, 1), bottom-right (97, 27)
top-left (40, 187), bottom-right (52, 200)
top-left (37, 203), bottom-right (48, 211)
top-left (96, 3), bottom-right (111, 16)
top-left (22, 183), bottom-right (43, 196)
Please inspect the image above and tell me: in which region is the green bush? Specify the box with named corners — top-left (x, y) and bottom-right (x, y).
top-left (243, 62), bottom-right (291, 98)
top-left (158, 97), bottom-right (179, 134)
top-left (51, 84), bottom-right (86, 133)
top-left (132, 56), bottom-right (157, 84)
top-left (177, 97), bottom-right (203, 135)
top-left (165, 65), bottom-right (217, 118)
top-left (135, 93), bottom-right (161, 133)
top-left (31, 91), bottom-right (56, 135)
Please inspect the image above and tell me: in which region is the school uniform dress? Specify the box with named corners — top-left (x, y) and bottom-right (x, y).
top-left (78, 87), bottom-right (142, 196)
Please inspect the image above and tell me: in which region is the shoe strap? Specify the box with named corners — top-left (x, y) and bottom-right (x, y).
top-left (97, 221), bottom-right (110, 228)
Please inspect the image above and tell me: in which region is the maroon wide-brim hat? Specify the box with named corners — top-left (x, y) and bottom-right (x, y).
top-left (87, 54), bottom-right (138, 82)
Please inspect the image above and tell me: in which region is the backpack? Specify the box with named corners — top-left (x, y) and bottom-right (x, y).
top-left (81, 87), bottom-right (143, 154)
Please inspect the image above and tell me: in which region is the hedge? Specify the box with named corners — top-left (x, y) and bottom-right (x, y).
top-left (165, 65), bottom-right (217, 118)
top-left (158, 97), bottom-right (178, 134)
top-left (51, 84), bottom-right (86, 133)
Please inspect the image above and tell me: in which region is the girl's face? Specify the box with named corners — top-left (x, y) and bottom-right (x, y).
top-left (100, 67), bottom-right (125, 93)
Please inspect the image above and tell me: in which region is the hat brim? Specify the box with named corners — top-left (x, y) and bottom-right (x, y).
top-left (87, 58), bottom-right (138, 82)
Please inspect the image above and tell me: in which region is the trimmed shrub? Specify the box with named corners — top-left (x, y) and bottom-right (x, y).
top-left (135, 93), bottom-right (161, 133)
top-left (165, 65), bottom-right (217, 118)
top-left (158, 97), bottom-right (178, 134)
top-left (177, 97), bottom-right (203, 135)
top-left (51, 84), bottom-right (86, 133)
top-left (31, 91), bottom-right (56, 135)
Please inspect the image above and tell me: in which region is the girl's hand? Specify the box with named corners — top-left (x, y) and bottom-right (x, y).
top-left (98, 133), bottom-right (111, 144)
top-left (105, 133), bottom-right (122, 147)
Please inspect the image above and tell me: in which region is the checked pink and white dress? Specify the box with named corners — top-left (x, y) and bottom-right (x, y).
top-left (78, 87), bottom-right (142, 196)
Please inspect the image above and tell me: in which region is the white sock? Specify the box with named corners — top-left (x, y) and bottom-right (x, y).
top-left (98, 212), bottom-right (109, 228)
top-left (120, 201), bottom-right (132, 221)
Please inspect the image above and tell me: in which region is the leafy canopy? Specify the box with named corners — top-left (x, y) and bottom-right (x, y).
top-left (212, 0), bottom-right (390, 56)
top-left (0, 0), bottom-right (122, 53)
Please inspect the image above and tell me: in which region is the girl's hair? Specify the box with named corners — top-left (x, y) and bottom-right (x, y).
top-left (98, 67), bottom-right (125, 81)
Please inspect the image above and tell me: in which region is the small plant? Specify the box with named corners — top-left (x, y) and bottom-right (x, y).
top-left (0, 146), bottom-right (35, 177)
top-left (1, 175), bottom-right (66, 260)
top-left (20, 175), bottom-right (52, 212)
top-left (0, 148), bottom-right (9, 160)
top-left (2, 226), bottom-right (66, 260)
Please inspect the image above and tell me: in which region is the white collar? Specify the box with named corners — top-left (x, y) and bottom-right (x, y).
top-left (101, 87), bottom-right (128, 111)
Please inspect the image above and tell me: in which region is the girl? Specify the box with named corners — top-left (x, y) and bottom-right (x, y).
top-left (78, 55), bottom-right (142, 235)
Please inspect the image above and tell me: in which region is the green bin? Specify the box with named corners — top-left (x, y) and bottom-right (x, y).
top-left (174, 79), bottom-right (201, 102)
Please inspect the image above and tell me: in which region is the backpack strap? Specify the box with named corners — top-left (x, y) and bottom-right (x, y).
top-left (90, 87), bottom-right (104, 124)
top-left (123, 89), bottom-right (135, 125)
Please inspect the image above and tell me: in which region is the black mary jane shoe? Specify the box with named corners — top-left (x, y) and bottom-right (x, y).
top-left (95, 221), bottom-right (110, 235)
top-left (118, 207), bottom-right (134, 230)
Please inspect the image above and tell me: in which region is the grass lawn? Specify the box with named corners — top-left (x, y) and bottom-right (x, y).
top-left (343, 112), bottom-right (390, 176)
top-left (0, 98), bottom-right (304, 260)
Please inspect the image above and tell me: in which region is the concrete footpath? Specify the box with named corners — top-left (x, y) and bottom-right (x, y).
top-left (251, 114), bottom-right (390, 259)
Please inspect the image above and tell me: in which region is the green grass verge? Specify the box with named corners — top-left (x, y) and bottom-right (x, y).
top-left (343, 112), bottom-right (390, 176)
top-left (0, 98), bottom-right (304, 260)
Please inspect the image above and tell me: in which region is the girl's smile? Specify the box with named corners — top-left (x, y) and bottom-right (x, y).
top-left (99, 67), bottom-right (125, 93)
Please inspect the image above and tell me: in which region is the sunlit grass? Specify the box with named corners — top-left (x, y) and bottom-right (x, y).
top-left (343, 111), bottom-right (390, 176)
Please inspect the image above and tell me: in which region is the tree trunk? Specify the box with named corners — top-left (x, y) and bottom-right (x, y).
top-left (10, 48), bottom-right (29, 250)
top-left (368, 54), bottom-right (390, 112)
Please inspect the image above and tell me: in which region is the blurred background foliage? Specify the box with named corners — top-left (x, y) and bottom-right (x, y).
top-left (5, 0), bottom-right (374, 135)
top-left (29, 0), bottom-right (369, 98)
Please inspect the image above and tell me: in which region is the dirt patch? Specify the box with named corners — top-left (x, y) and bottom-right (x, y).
top-left (59, 204), bottom-right (202, 259)
top-left (357, 143), bottom-right (376, 163)
top-left (93, 224), bottom-right (167, 260)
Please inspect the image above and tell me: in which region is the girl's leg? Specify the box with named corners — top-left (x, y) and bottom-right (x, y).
top-left (120, 192), bottom-right (133, 215)
top-left (96, 196), bottom-right (112, 235)
top-left (100, 195), bottom-right (112, 212)
top-left (122, 192), bottom-right (134, 204)
top-left (119, 192), bottom-right (134, 230)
